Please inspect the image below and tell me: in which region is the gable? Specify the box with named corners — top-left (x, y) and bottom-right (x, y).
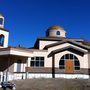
top-left (34, 37), bottom-right (64, 49)
top-left (48, 46), bottom-right (87, 57)
top-left (44, 40), bottom-right (90, 50)
top-left (47, 42), bottom-right (88, 55)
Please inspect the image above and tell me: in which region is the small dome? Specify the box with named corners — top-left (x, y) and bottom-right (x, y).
top-left (48, 25), bottom-right (64, 30)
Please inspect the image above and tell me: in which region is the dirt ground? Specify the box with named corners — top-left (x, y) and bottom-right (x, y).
top-left (0, 78), bottom-right (90, 90)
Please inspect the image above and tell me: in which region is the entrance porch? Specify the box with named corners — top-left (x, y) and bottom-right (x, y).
top-left (0, 55), bottom-right (28, 82)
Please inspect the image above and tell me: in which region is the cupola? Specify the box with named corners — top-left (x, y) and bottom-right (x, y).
top-left (46, 25), bottom-right (66, 38)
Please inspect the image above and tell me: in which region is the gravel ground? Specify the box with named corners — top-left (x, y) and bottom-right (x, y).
top-left (0, 78), bottom-right (90, 90)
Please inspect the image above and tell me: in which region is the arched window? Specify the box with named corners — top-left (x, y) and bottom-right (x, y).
top-left (56, 31), bottom-right (60, 35)
top-left (0, 18), bottom-right (3, 24)
top-left (0, 34), bottom-right (4, 46)
top-left (59, 54), bottom-right (80, 70)
top-left (46, 30), bottom-right (49, 37)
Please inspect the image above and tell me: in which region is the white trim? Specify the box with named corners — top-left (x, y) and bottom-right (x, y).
top-left (14, 73), bottom-right (89, 80)
top-left (0, 73), bottom-right (89, 81)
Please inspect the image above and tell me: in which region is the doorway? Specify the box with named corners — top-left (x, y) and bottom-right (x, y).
top-left (65, 60), bottom-right (74, 73)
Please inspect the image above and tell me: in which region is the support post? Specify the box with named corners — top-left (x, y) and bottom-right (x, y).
top-left (2, 72), bottom-right (4, 82)
top-left (26, 58), bottom-right (29, 79)
top-left (6, 56), bottom-right (10, 81)
top-left (52, 55), bottom-right (55, 78)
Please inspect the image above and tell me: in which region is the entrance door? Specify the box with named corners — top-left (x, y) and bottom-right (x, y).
top-left (65, 60), bottom-right (74, 73)
top-left (17, 60), bottom-right (21, 72)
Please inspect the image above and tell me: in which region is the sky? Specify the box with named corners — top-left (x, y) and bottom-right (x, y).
top-left (0, 0), bottom-right (90, 48)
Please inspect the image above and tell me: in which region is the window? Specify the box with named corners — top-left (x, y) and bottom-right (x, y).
top-left (59, 54), bottom-right (80, 70)
top-left (31, 57), bottom-right (44, 67)
top-left (46, 30), bottom-right (49, 37)
top-left (0, 34), bottom-right (4, 46)
top-left (17, 60), bottom-right (22, 72)
top-left (0, 18), bottom-right (3, 24)
top-left (59, 60), bottom-right (65, 69)
top-left (65, 54), bottom-right (69, 59)
top-left (74, 60), bottom-right (80, 70)
top-left (56, 31), bottom-right (60, 35)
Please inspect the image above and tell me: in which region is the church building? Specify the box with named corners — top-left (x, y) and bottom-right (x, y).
top-left (0, 14), bottom-right (90, 81)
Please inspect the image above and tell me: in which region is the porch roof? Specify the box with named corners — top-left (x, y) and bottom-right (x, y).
top-left (48, 46), bottom-right (87, 57)
top-left (0, 47), bottom-right (33, 57)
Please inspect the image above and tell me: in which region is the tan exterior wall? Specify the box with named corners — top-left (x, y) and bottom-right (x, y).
top-left (28, 42), bottom-right (89, 69)
top-left (8, 61), bottom-right (14, 73)
top-left (10, 50), bottom-right (33, 57)
top-left (27, 58), bottom-right (30, 67)
top-left (44, 57), bottom-right (52, 67)
top-left (83, 54), bottom-right (88, 68)
top-left (88, 52), bottom-right (90, 68)
top-left (39, 40), bottom-right (58, 50)
top-left (0, 51), bottom-right (10, 55)
top-left (55, 51), bottom-right (84, 68)
top-left (14, 63), bottom-right (17, 72)
top-left (49, 29), bottom-right (66, 37)
top-left (28, 51), bottom-right (51, 67)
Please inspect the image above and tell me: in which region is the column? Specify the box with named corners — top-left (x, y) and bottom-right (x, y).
top-left (6, 56), bottom-right (10, 81)
top-left (52, 55), bottom-right (55, 78)
top-left (26, 57), bottom-right (30, 79)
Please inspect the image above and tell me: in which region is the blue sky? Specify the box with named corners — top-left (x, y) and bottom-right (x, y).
top-left (0, 0), bottom-right (90, 47)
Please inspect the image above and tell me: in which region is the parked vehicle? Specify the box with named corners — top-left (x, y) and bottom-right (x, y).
top-left (1, 81), bottom-right (16, 90)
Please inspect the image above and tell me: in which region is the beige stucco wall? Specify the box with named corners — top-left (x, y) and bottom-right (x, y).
top-left (27, 50), bottom-right (89, 69)
top-left (27, 58), bottom-right (30, 67)
top-left (29, 51), bottom-right (51, 67)
top-left (55, 51), bottom-right (88, 69)
top-left (28, 42), bottom-right (89, 69)
top-left (88, 52), bottom-right (90, 68)
top-left (8, 41), bottom-right (89, 72)
top-left (45, 43), bottom-right (88, 69)
top-left (44, 56), bottom-right (52, 67)
top-left (0, 51), bottom-right (10, 55)
top-left (49, 29), bottom-right (66, 38)
top-left (0, 49), bottom-right (33, 57)
top-left (83, 54), bottom-right (88, 68)
top-left (39, 40), bottom-right (58, 50)
top-left (10, 49), bottom-right (33, 57)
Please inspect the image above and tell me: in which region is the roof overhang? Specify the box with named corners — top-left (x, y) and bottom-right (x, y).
top-left (48, 46), bottom-right (88, 57)
top-left (44, 40), bottom-right (90, 50)
top-left (0, 47), bottom-right (33, 57)
top-left (0, 27), bottom-right (9, 32)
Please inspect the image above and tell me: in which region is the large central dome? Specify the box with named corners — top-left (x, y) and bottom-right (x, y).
top-left (48, 25), bottom-right (64, 30)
